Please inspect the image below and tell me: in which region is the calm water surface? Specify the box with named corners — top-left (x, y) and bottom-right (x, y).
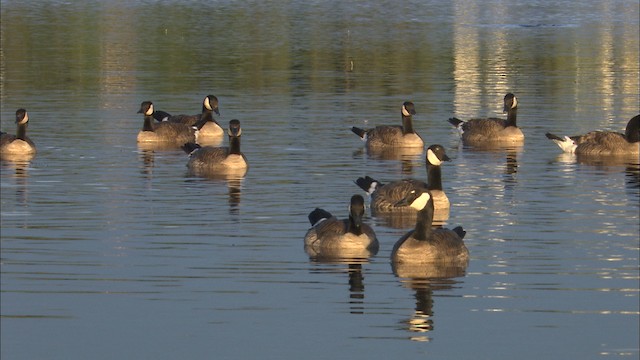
top-left (1, 1), bottom-right (638, 359)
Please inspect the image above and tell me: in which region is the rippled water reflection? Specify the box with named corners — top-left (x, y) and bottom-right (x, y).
top-left (2, 1), bottom-right (639, 359)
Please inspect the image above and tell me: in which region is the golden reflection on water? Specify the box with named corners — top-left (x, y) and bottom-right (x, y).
top-left (1, 157), bottom-right (32, 208)
top-left (392, 261), bottom-right (468, 342)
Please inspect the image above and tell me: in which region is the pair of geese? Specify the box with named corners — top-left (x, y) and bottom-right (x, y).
top-left (305, 93), bottom-right (640, 266)
top-left (136, 95), bottom-right (248, 175)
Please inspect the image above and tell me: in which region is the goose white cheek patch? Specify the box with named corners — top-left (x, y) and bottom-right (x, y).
top-left (402, 106), bottom-right (411, 117)
top-left (426, 149), bottom-right (441, 165)
top-left (410, 192), bottom-right (431, 210)
top-left (204, 97), bottom-right (212, 110)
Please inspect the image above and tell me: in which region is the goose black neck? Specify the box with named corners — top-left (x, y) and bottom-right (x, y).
top-left (402, 114), bottom-right (415, 134)
top-left (229, 136), bottom-right (241, 155)
top-left (16, 122), bottom-right (28, 140)
top-left (505, 107), bottom-right (518, 127)
top-left (426, 163), bottom-right (443, 191)
top-left (194, 111), bottom-right (213, 129)
top-left (347, 215), bottom-right (363, 235)
top-left (142, 114), bottom-right (156, 132)
top-left (412, 202), bottom-right (434, 241)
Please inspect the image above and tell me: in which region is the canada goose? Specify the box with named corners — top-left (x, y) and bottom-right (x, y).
top-left (391, 188), bottom-right (469, 265)
top-left (352, 101), bottom-right (424, 148)
top-left (545, 114), bottom-right (640, 156)
top-left (304, 195), bottom-right (379, 254)
top-left (182, 119), bottom-right (248, 175)
top-left (1, 109), bottom-right (36, 156)
top-left (154, 95), bottom-right (223, 138)
top-left (448, 93), bottom-right (523, 145)
top-left (137, 101), bottom-right (199, 146)
top-left (355, 144), bottom-right (451, 212)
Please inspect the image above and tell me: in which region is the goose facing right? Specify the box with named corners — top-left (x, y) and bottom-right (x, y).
top-left (355, 144), bottom-right (451, 212)
top-left (304, 194), bottom-right (379, 254)
top-left (155, 95), bottom-right (223, 138)
top-left (545, 114), bottom-right (640, 156)
top-left (351, 101), bottom-right (424, 148)
top-left (391, 188), bottom-right (469, 265)
top-left (1, 108), bottom-right (37, 156)
top-left (448, 93), bottom-right (523, 145)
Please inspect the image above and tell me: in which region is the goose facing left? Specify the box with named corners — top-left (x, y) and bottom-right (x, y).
top-left (1, 108), bottom-right (36, 156)
top-left (351, 101), bottom-right (424, 148)
top-left (137, 101), bottom-right (199, 146)
top-left (545, 114), bottom-right (639, 156)
top-left (391, 188), bottom-right (468, 265)
top-left (304, 194), bottom-right (379, 254)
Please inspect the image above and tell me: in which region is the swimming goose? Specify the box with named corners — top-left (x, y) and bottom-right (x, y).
top-left (448, 93), bottom-right (523, 145)
top-left (157, 95), bottom-right (223, 138)
top-left (1, 109), bottom-right (36, 156)
top-left (355, 144), bottom-right (451, 212)
top-left (545, 114), bottom-right (639, 156)
top-left (304, 195), bottom-right (379, 254)
top-left (182, 119), bottom-right (248, 175)
top-left (137, 101), bottom-right (200, 146)
top-left (391, 188), bottom-right (469, 265)
top-left (352, 101), bottom-right (424, 148)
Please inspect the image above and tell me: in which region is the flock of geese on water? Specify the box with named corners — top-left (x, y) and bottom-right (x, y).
top-left (1, 93), bottom-right (638, 275)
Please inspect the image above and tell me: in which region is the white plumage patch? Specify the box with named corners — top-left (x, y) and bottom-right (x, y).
top-left (312, 217), bottom-right (328, 227)
top-left (204, 96), bottom-right (212, 111)
top-left (18, 112), bottom-right (29, 125)
top-left (552, 136), bottom-right (577, 153)
top-left (145, 104), bottom-right (154, 116)
top-left (402, 105), bottom-right (411, 117)
top-left (410, 192), bottom-right (431, 210)
top-left (367, 181), bottom-right (378, 194)
top-left (426, 149), bottom-right (441, 166)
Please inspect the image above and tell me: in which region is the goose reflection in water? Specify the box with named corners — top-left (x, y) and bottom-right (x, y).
top-left (392, 261), bottom-right (468, 342)
top-left (184, 173), bottom-right (244, 216)
top-left (352, 146), bottom-right (423, 177)
top-left (308, 260), bottom-right (371, 315)
top-left (1, 156), bottom-right (32, 207)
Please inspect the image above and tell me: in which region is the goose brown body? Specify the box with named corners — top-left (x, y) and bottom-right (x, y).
top-left (1, 109), bottom-right (36, 156)
top-left (391, 189), bottom-right (468, 265)
top-left (137, 101), bottom-right (198, 146)
top-left (304, 195), bottom-right (379, 255)
top-left (183, 119), bottom-right (248, 176)
top-left (545, 115), bottom-right (640, 155)
top-left (352, 101), bottom-right (424, 149)
top-left (161, 95), bottom-right (223, 138)
top-left (356, 144), bottom-right (451, 213)
top-left (449, 93), bottom-right (523, 145)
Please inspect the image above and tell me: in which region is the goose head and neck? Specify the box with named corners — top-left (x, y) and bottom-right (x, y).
top-left (15, 108), bottom-right (29, 140)
top-left (625, 114), bottom-right (640, 143)
top-left (407, 190), bottom-right (434, 241)
top-left (401, 101), bottom-right (417, 135)
top-left (202, 94), bottom-right (220, 117)
top-left (347, 195), bottom-right (366, 235)
top-left (425, 144), bottom-right (450, 191)
top-left (503, 93), bottom-right (518, 128)
top-left (138, 101), bottom-right (156, 132)
top-left (227, 119), bottom-right (242, 155)
top-left (396, 189), bottom-right (434, 241)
